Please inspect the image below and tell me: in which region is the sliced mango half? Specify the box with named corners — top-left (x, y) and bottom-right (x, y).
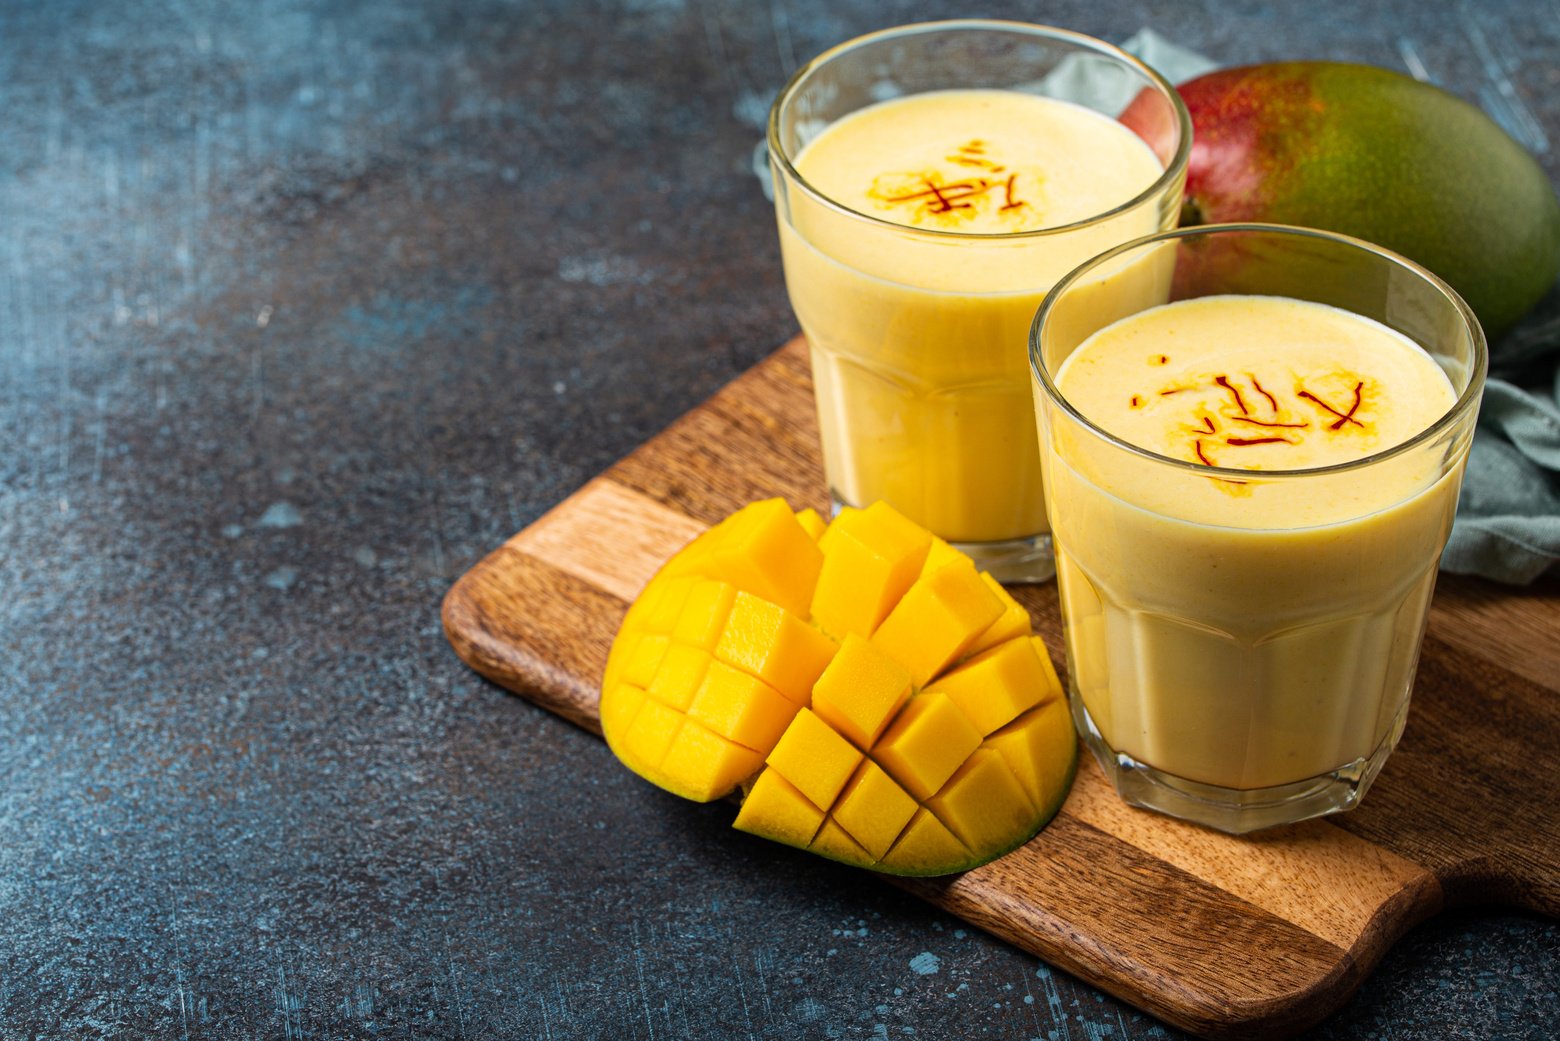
top-left (601, 498), bottom-right (1076, 876)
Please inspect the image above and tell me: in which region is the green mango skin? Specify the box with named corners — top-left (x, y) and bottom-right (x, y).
top-left (1147, 62), bottom-right (1560, 340)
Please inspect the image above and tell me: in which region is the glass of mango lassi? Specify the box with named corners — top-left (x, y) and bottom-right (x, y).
top-left (1030, 224), bottom-right (1487, 833)
top-left (768, 21), bottom-right (1190, 583)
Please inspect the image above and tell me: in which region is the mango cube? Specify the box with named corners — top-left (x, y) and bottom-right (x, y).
top-left (600, 682), bottom-right (647, 744)
top-left (714, 592), bottom-right (837, 706)
top-left (811, 502), bottom-right (932, 639)
top-left (809, 634), bottom-right (913, 751)
top-left (621, 695), bottom-right (684, 772)
top-left (641, 573), bottom-right (699, 634)
top-left (672, 579), bottom-right (738, 652)
top-left (879, 810), bottom-right (971, 876)
top-left (964, 573), bottom-right (1031, 659)
top-left (986, 698), bottom-right (1078, 812)
top-left (661, 719), bottom-right (764, 802)
top-left (870, 557), bottom-right (1004, 686)
top-left (870, 693), bottom-right (983, 801)
top-left (766, 707), bottom-right (863, 812)
top-left (646, 643), bottom-right (711, 711)
top-left (926, 634), bottom-right (1057, 736)
top-left (706, 497), bottom-right (823, 618)
top-left (927, 749), bottom-right (1037, 859)
top-left (829, 759), bottom-right (919, 861)
top-left (794, 507), bottom-right (827, 541)
top-left (621, 633), bottom-right (671, 688)
top-left (733, 769), bottom-right (825, 848)
top-left (917, 536), bottom-right (965, 578)
top-left (688, 660), bottom-right (798, 752)
top-left (809, 818), bottom-right (872, 866)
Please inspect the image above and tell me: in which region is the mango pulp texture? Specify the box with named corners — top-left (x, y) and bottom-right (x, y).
top-left (601, 498), bottom-right (1077, 876)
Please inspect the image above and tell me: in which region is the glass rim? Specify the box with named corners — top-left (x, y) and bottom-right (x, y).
top-left (766, 19), bottom-right (1193, 243)
top-left (1028, 221), bottom-right (1490, 482)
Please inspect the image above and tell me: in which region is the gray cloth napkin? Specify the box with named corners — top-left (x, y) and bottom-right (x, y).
top-left (1440, 323), bottom-right (1560, 583)
top-left (1121, 31), bottom-right (1560, 585)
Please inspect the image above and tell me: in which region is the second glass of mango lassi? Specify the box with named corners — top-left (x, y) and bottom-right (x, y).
top-left (1031, 224), bottom-right (1487, 833)
top-left (768, 21), bottom-right (1190, 582)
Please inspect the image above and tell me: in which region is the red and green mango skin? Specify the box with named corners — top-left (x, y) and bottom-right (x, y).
top-left (1127, 62), bottom-right (1560, 339)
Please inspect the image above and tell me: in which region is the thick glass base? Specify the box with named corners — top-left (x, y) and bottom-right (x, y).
top-left (954, 532), bottom-right (1055, 585)
top-left (1071, 695), bottom-right (1410, 834)
top-left (829, 492), bottom-right (1056, 584)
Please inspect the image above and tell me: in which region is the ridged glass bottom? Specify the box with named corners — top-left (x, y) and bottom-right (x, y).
top-left (1072, 694), bottom-right (1411, 834)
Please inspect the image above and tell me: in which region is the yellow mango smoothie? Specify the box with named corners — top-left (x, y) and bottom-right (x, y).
top-left (1045, 294), bottom-right (1462, 795)
top-left (776, 87), bottom-right (1173, 560)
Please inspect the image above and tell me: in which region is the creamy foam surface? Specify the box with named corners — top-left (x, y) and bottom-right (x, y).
top-left (1057, 295), bottom-right (1458, 471)
top-left (796, 89), bottom-right (1164, 238)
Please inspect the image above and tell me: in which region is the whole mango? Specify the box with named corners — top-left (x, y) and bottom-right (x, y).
top-left (1124, 61), bottom-right (1560, 339)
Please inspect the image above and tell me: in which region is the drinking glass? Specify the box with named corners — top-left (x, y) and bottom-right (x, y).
top-left (1030, 224), bottom-right (1487, 832)
top-left (769, 20), bottom-right (1189, 582)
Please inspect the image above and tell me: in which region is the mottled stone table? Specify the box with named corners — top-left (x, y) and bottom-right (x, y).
top-left (1, 1), bottom-right (1554, 1038)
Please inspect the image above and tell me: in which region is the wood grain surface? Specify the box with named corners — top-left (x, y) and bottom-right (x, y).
top-left (442, 337), bottom-right (1560, 1040)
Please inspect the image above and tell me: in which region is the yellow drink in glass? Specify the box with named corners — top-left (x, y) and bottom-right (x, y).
top-left (770, 22), bottom-right (1189, 582)
top-left (1032, 226), bottom-right (1487, 832)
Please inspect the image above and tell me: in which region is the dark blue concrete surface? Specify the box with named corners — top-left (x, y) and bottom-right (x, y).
top-left (1, 1), bottom-right (1555, 1038)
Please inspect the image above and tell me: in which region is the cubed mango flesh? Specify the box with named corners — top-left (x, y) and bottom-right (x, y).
top-left (794, 507), bottom-right (827, 542)
top-left (986, 697), bottom-right (1078, 813)
top-left (964, 573), bottom-right (1032, 658)
top-left (715, 592), bottom-right (838, 706)
top-left (765, 707), bottom-right (863, 811)
top-left (707, 497), bottom-right (823, 618)
top-left (810, 502), bottom-right (932, 640)
top-left (829, 760), bottom-right (920, 861)
top-left (809, 818), bottom-right (872, 866)
top-left (926, 749), bottom-right (1039, 861)
top-left (671, 579), bottom-right (738, 652)
top-left (879, 810), bottom-right (971, 876)
top-left (870, 693), bottom-right (983, 801)
top-left (621, 634), bottom-right (670, 688)
top-left (810, 634), bottom-right (913, 751)
top-left (870, 557), bottom-right (1005, 687)
top-left (688, 660), bottom-right (795, 752)
top-left (925, 634), bottom-right (1054, 736)
top-left (662, 720), bottom-right (765, 803)
top-left (732, 769), bottom-right (824, 848)
top-left (600, 498), bottom-right (1076, 875)
top-left (646, 643), bottom-right (711, 712)
top-left (918, 536), bottom-right (965, 578)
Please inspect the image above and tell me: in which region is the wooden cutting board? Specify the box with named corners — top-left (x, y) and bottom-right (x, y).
top-left (442, 337), bottom-right (1559, 1040)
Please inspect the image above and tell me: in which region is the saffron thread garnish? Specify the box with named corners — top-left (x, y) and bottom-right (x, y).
top-left (1249, 375), bottom-right (1279, 412)
top-left (880, 182), bottom-right (974, 203)
top-left (1000, 173), bottom-right (1022, 211)
top-left (1194, 440), bottom-right (1214, 466)
top-left (924, 179), bottom-right (966, 212)
top-left (1337, 381), bottom-right (1365, 429)
top-left (1214, 375), bottom-right (1250, 415)
top-left (873, 140), bottom-right (1032, 218)
top-left (1231, 416), bottom-right (1309, 429)
top-left (1225, 436), bottom-right (1293, 446)
top-left (1298, 383), bottom-right (1366, 430)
